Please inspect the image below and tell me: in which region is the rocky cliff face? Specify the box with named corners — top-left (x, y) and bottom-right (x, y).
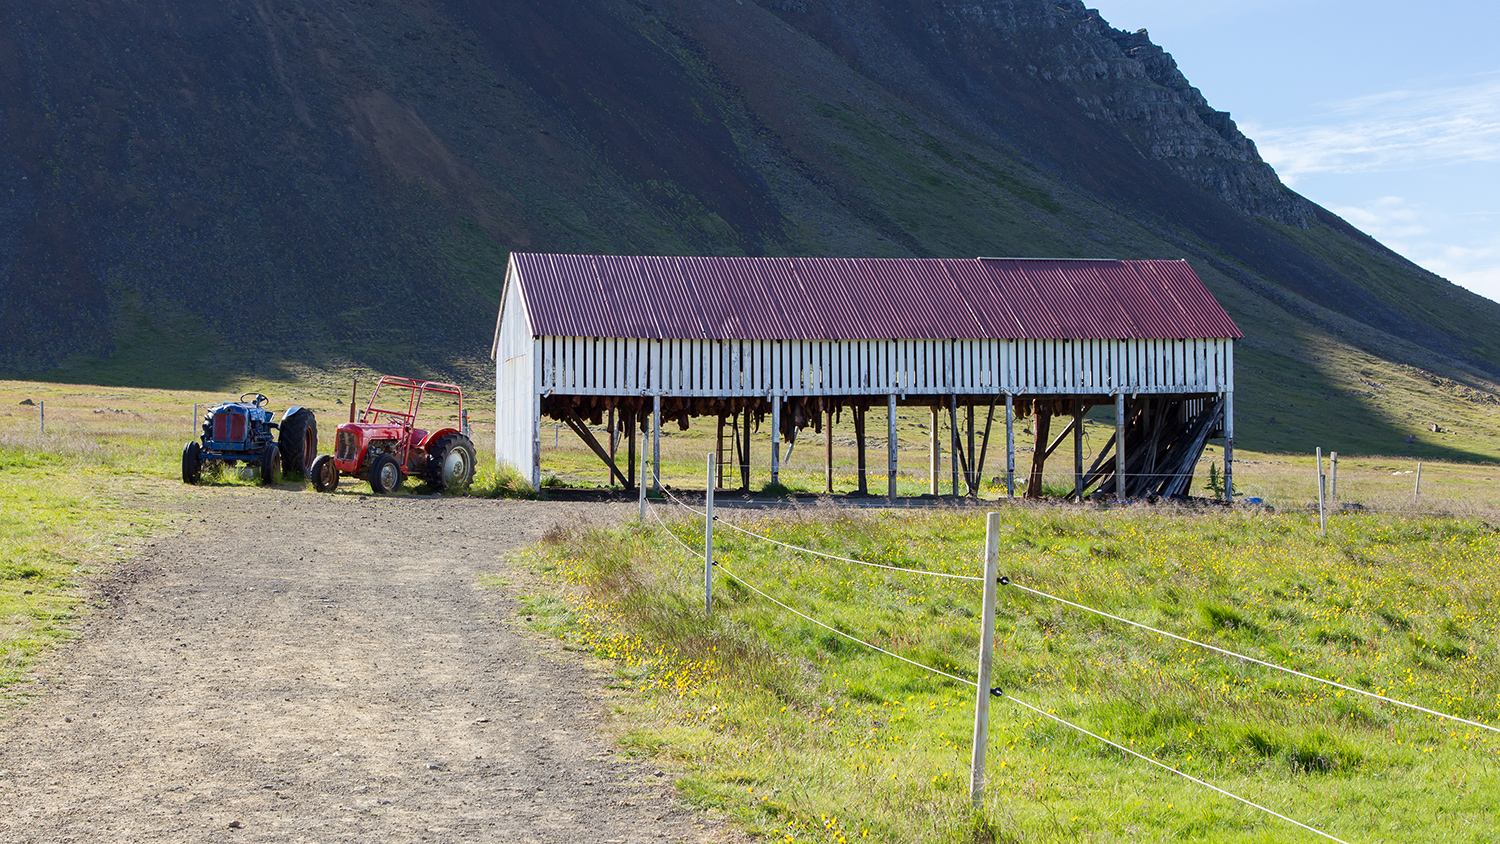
top-left (906, 0), bottom-right (1313, 226)
top-left (0, 0), bottom-right (1495, 394)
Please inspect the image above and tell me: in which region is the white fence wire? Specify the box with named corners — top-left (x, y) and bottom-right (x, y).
top-left (643, 494), bottom-right (1367, 842)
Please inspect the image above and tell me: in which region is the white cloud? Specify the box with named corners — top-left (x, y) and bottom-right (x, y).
top-left (1330, 196), bottom-right (1500, 303)
top-left (1329, 196), bottom-right (1430, 239)
top-left (1246, 74), bottom-right (1500, 184)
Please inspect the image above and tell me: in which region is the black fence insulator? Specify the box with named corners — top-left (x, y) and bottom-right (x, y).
top-left (998, 575), bottom-right (1010, 586)
top-left (989, 687), bottom-right (1003, 698)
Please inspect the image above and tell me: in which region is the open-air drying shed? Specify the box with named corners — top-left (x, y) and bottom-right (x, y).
top-left (491, 253), bottom-right (1242, 500)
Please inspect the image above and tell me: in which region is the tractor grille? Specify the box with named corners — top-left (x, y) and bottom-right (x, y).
top-left (213, 411), bottom-right (247, 443)
top-left (336, 430), bottom-right (356, 461)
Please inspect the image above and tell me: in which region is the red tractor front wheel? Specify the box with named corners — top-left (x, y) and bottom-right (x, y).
top-left (368, 454), bottom-right (403, 494)
top-left (310, 455), bottom-right (339, 492)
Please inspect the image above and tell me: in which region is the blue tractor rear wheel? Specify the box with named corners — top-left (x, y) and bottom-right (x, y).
top-left (278, 410), bottom-right (318, 479)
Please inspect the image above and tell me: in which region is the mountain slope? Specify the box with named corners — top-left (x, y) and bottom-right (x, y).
top-left (1, 0), bottom-right (1496, 458)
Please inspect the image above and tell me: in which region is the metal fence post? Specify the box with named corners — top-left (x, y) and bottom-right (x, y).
top-left (1330, 451), bottom-right (1338, 500)
top-left (705, 453), bottom-right (715, 617)
top-left (39, 401), bottom-right (45, 434)
top-left (970, 512), bottom-right (1002, 808)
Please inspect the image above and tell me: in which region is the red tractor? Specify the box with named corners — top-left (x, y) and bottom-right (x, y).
top-left (310, 376), bottom-right (477, 494)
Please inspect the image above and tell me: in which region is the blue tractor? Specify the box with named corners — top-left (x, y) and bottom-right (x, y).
top-left (180, 393), bottom-right (318, 485)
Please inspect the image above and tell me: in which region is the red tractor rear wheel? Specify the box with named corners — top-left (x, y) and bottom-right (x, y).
top-left (426, 434), bottom-right (476, 492)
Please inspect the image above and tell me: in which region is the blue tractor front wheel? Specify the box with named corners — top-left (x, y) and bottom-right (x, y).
top-left (260, 443), bottom-right (282, 486)
top-left (182, 441), bottom-right (202, 485)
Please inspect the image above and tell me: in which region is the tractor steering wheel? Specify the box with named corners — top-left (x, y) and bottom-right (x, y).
top-left (241, 392), bottom-right (269, 408)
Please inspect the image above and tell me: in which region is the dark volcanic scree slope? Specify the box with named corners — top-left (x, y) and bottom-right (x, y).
top-left (1, 0), bottom-right (1497, 454)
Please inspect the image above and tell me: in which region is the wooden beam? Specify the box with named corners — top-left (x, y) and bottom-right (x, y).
top-left (974, 393), bottom-right (999, 498)
top-left (1040, 413), bottom-right (1081, 461)
top-left (561, 409), bottom-right (630, 488)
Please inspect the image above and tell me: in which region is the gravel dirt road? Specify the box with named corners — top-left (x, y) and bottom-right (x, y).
top-left (0, 489), bottom-right (741, 844)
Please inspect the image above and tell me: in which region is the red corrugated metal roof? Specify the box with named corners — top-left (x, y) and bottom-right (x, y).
top-left (508, 254), bottom-right (1242, 341)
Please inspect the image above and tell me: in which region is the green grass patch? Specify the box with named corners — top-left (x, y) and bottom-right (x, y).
top-left (520, 506), bottom-right (1500, 842)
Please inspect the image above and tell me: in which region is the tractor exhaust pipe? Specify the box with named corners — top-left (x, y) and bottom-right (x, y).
top-left (349, 379), bottom-right (358, 424)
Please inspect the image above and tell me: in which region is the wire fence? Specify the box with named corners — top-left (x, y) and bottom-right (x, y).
top-left (636, 484), bottom-right (1499, 842)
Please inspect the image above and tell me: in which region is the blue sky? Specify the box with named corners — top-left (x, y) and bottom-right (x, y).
top-left (1086, 0), bottom-right (1500, 304)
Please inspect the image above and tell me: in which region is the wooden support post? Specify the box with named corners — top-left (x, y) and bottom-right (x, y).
top-left (1005, 394), bottom-right (1015, 499)
top-left (607, 407), bottom-right (616, 463)
top-left (1114, 393), bottom-right (1126, 500)
top-left (739, 409), bottom-right (751, 491)
top-left (888, 394), bottom-right (898, 502)
top-left (967, 403), bottom-right (977, 496)
top-left (639, 444), bottom-right (648, 521)
top-left (1026, 406), bottom-right (1051, 499)
top-left (970, 511), bottom-right (1002, 808)
top-left (826, 407), bottom-right (835, 494)
top-left (531, 393), bottom-right (542, 490)
top-left (652, 395), bottom-right (662, 494)
top-left (930, 405), bottom-right (941, 495)
top-left (1074, 400), bottom-right (1084, 501)
top-left (771, 395), bottom-right (782, 486)
top-left (627, 413), bottom-right (637, 490)
top-left (1223, 391), bottom-right (1234, 502)
top-left (1414, 461), bottom-right (1423, 504)
top-left (949, 394), bottom-right (961, 497)
top-left (705, 453), bottom-right (715, 616)
top-left (854, 405), bottom-right (868, 495)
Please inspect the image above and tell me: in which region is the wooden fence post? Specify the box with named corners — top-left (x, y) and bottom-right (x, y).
top-left (970, 512), bottom-right (1002, 808)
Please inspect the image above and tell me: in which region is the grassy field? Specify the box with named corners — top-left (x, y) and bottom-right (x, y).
top-left (521, 505), bottom-right (1500, 843)
top-left (4, 376), bottom-right (1499, 844)
top-left (536, 407), bottom-right (1500, 519)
